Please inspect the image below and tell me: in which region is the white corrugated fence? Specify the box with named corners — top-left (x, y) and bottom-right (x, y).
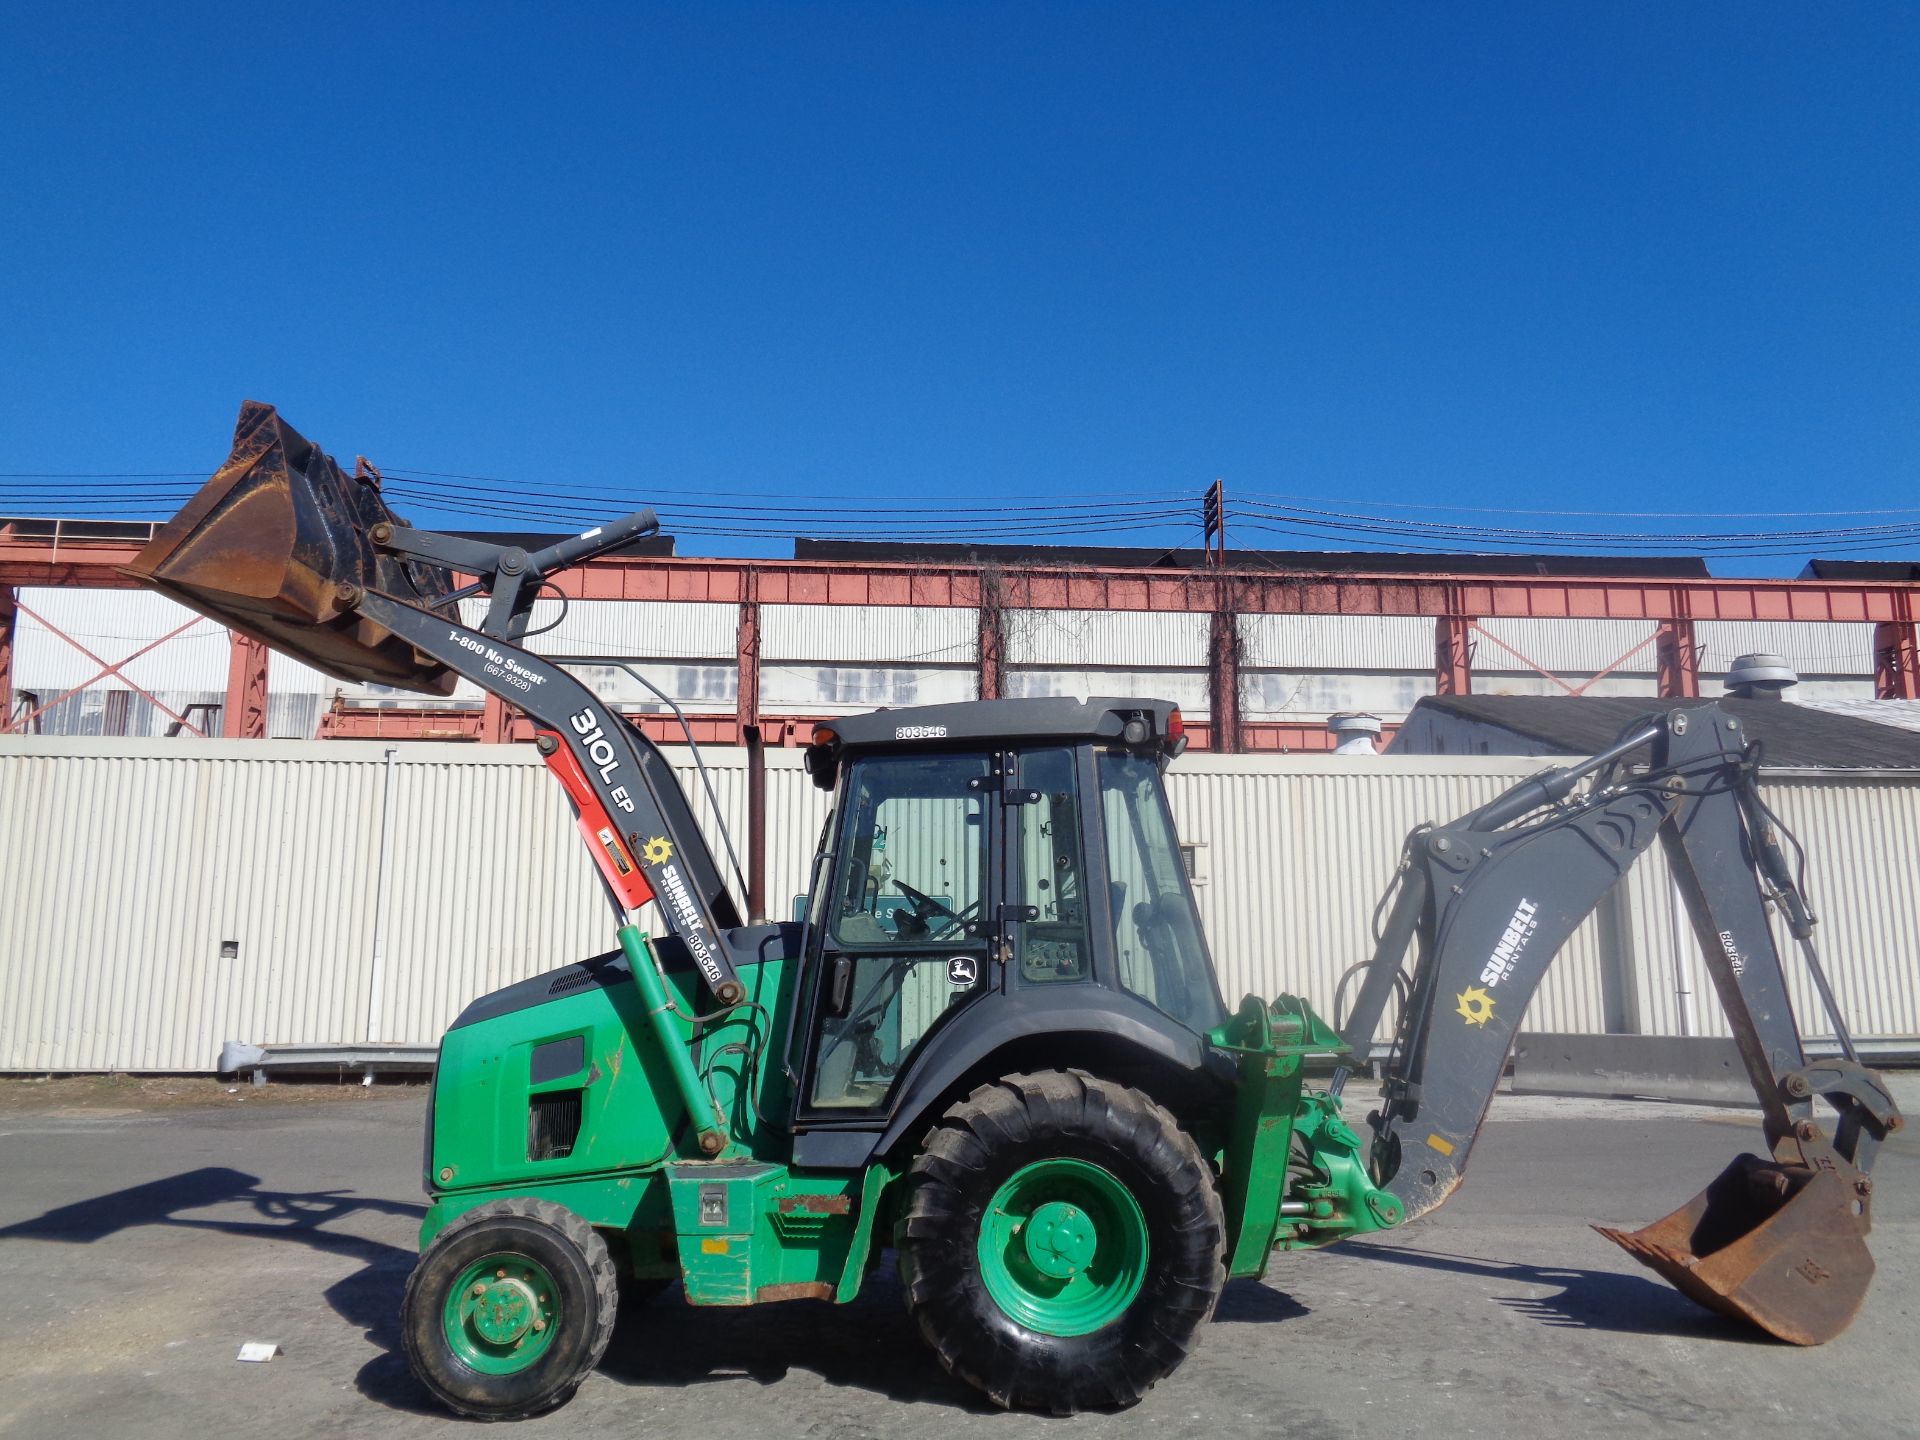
top-left (1, 737), bottom-right (1914, 1071)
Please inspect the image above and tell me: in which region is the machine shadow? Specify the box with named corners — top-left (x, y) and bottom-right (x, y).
top-left (0, 1165), bottom-right (443, 1416)
top-left (1212, 1278), bottom-right (1311, 1324)
top-left (596, 1260), bottom-right (995, 1412)
top-left (0, 1167), bottom-right (993, 1417)
top-left (1338, 1240), bottom-right (1768, 1342)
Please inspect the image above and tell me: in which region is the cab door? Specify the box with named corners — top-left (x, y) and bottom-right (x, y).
top-left (1003, 745), bottom-right (1099, 993)
top-left (801, 749), bottom-right (1001, 1114)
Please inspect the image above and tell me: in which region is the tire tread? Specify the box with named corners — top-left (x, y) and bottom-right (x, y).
top-left (401, 1197), bottom-right (618, 1421)
top-left (898, 1069), bottom-right (1226, 1415)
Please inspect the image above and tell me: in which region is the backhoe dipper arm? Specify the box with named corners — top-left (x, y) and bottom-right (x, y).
top-left (1339, 703), bottom-right (1900, 1225)
top-left (342, 541), bottom-right (748, 1007)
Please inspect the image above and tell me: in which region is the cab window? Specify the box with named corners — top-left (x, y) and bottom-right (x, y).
top-left (1097, 750), bottom-right (1225, 1033)
top-left (1016, 748), bottom-right (1091, 984)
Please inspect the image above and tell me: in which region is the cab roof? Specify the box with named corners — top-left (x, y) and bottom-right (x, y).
top-left (820, 696), bottom-right (1181, 750)
top-left (805, 697), bottom-right (1185, 788)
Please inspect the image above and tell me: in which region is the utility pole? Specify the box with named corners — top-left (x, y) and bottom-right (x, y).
top-left (1202, 479), bottom-right (1226, 566)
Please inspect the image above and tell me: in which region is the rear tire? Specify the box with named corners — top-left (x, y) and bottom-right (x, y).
top-left (401, 1197), bottom-right (617, 1420)
top-left (897, 1069), bottom-right (1225, 1413)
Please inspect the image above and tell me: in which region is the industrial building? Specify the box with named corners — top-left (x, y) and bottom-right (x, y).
top-left (4, 519), bottom-right (1919, 750)
top-left (5, 518), bottom-right (1920, 1074)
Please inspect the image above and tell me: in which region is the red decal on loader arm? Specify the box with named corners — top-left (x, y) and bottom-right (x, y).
top-left (539, 730), bottom-right (655, 910)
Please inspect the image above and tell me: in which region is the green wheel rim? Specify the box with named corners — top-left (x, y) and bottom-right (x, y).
top-left (442, 1251), bottom-right (561, 1375)
top-left (977, 1158), bottom-right (1148, 1337)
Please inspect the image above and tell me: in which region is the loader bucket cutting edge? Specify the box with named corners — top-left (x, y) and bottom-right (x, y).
top-left (121, 400), bottom-right (460, 695)
top-left (1594, 1152), bottom-right (1873, 1345)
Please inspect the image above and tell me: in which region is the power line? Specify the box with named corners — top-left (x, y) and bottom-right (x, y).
top-left (8, 464), bottom-right (1920, 560)
top-left (1236, 498), bottom-right (1920, 545)
top-left (1238, 487), bottom-right (1920, 520)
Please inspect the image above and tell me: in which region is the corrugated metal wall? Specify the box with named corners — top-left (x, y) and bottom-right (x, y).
top-left (760, 605), bottom-right (978, 714)
top-left (2, 738), bottom-right (1913, 1069)
top-left (0, 743), bottom-right (387, 1071)
top-left (1242, 614), bottom-right (1434, 671)
top-left (764, 605), bottom-right (977, 664)
top-left (1008, 610), bottom-right (1208, 667)
top-left (15, 591), bottom-right (1884, 738)
top-left (1167, 754), bottom-right (1618, 1038)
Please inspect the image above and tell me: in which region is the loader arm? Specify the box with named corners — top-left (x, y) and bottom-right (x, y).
top-left (350, 584), bottom-right (748, 1005)
top-left (124, 401), bottom-right (749, 1006)
top-left (1333, 702), bottom-right (1901, 1342)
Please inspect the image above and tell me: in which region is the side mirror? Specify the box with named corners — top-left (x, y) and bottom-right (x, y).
top-left (825, 956), bottom-right (855, 1017)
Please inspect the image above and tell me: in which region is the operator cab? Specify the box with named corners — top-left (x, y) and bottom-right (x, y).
top-left (795, 698), bottom-right (1224, 1130)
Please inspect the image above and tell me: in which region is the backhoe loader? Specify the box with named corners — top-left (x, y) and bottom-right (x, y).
top-left (126, 403), bottom-right (1902, 1418)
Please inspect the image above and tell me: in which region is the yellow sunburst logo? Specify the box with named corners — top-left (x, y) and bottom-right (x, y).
top-left (1455, 985), bottom-right (1495, 1027)
top-left (640, 835), bottom-right (674, 866)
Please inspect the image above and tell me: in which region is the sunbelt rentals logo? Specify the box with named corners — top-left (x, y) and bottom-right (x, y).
top-left (1479, 898), bottom-right (1540, 988)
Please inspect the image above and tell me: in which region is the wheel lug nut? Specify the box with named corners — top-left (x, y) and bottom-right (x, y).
top-left (496, 1268), bottom-right (508, 1278)
top-left (533, 1318), bottom-right (547, 1332)
top-left (471, 1283), bottom-right (486, 1297)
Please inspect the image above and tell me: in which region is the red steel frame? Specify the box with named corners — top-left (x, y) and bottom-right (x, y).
top-left (4, 527), bottom-right (1918, 751)
top-left (1, 597), bottom-right (215, 738)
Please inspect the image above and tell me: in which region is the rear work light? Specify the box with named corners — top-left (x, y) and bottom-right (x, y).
top-left (1167, 708), bottom-right (1189, 757)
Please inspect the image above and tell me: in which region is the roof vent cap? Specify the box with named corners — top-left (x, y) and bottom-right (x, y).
top-left (1327, 712), bottom-right (1383, 755)
top-left (1725, 652), bottom-right (1797, 700)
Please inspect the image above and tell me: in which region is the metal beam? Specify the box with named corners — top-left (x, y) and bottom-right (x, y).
top-left (744, 723), bottom-right (767, 921)
top-left (317, 705), bottom-right (775, 747)
top-left (1874, 618), bottom-right (1920, 701)
top-left (1208, 602), bottom-right (1243, 753)
top-left (1656, 617), bottom-right (1701, 698)
top-left (1435, 615), bottom-right (1473, 695)
top-left (3, 602), bottom-right (210, 737)
top-left (736, 572), bottom-right (761, 741)
top-left (221, 631), bottom-right (270, 740)
top-left (478, 693), bottom-right (512, 743)
top-left (10, 535), bottom-right (1920, 622)
top-left (978, 570), bottom-right (1005, 700)
top-left (0, 585), bottom-right (13, 728)
top-left (306, 705), bottom-right (1365, 753)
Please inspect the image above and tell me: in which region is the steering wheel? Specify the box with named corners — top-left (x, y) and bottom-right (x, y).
top-left (894, 880), bottom-right (960, 924)
top-left (892, 881), bottom-right (983, 940)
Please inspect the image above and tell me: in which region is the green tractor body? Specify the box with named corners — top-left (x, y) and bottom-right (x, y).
top-left (410, 698), bottom-right (1402, 1411)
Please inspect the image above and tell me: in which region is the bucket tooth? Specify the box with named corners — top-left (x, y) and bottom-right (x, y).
top-left (1595, 1153), bottom-right (1874, 1346)
top-left (122, 400), bottom-right (460, 694)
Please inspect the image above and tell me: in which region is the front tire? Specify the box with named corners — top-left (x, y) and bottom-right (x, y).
top-left (897, 1070), bottom-right (1226, 1413)
top-left (401, 1197), bottom-right (617, 1420)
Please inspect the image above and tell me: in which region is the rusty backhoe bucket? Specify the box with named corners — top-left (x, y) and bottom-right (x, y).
top-left (1594, 1151), bottom-right (1874, 1345)
top-left (124, 401), bottom-right (459, 694)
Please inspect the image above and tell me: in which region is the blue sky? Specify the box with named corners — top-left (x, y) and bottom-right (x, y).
top-left (1, 4), bottom-right (1915, 573)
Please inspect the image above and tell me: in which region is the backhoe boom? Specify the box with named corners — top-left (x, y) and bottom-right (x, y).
top-left (1334, 702), bottom-right (1901, 1342)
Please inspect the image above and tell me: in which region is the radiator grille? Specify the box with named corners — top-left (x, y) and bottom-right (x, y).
top-left (528, 1089), bottom-right (583, 1161)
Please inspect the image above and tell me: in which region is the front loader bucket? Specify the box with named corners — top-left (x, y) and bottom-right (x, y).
top-left (1594, 1152), bottom-right (1873, 1345)
top-left (123, 401), bottom-right (459, 695)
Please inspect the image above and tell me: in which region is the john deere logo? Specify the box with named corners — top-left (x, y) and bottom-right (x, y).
top-left (1455, 985), bottom-right (1495, 1027)
top-left (641, 836), bottom-right (673, 866)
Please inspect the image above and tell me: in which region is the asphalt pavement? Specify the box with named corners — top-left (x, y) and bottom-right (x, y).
top-left (1, 1080), bottom-right (1915, 1440)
